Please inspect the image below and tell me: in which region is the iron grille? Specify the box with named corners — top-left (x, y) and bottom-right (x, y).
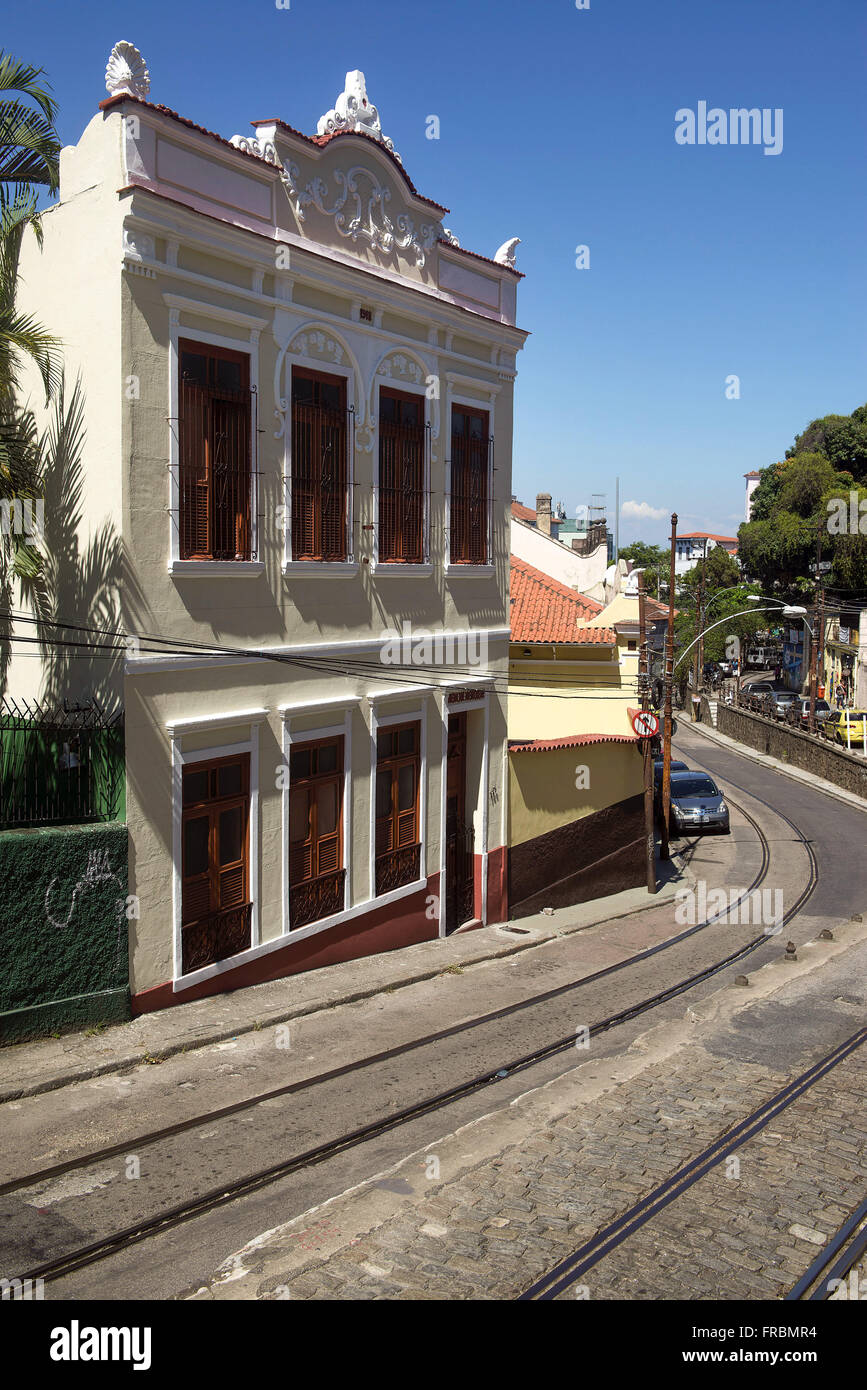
top-left (375, 843), bottom-right (421, 896)
top-left (289, 868), bottom-right (346, 929)
top-left (379, 419), bottom-right (429, 563)
top-left (179, 377), bottom-right (255, 561)
top-left (445, 822), bottom-right (475, 933)
top-left (181, 901), bottom-right (252, 975)
top-left (290, 402), bottom-right (354, 561)
top-left (0, 698), bottom-right (124, 829)
top-left (450, 434), bottom-right (493, 565)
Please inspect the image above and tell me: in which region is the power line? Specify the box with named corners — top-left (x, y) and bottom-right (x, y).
top-left (2, 618), bottom-right (642, 704)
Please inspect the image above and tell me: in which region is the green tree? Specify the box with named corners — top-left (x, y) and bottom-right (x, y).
top-left (0, 54), bottom-right (62, 692)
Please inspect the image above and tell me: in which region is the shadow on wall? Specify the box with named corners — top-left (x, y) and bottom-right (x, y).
top-left (30, 375), bottom-right (145, 710)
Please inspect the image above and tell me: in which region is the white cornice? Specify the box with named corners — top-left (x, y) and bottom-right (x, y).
top-left (166, 707), bottom-right (269, 736)
top-left (121, 187), bottom-right (528, 346)
top-left (162, 292), bottom-right (270, 330)
top-left (122, 216), bottom-right (522, 375)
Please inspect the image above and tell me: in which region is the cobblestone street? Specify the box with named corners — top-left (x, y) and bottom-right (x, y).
top-left (195, 924), bottom-right (867, 1302)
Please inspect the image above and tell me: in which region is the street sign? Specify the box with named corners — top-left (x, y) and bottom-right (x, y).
top-left (811, 560), bottom-right (832, 573)
top-left (632, 710), bottom-right (660, 739)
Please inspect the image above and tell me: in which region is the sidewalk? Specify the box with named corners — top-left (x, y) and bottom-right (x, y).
top-left (0, 853), bottom-right (690, 1103)
top-left (686, 718), bottom-right (867, 814)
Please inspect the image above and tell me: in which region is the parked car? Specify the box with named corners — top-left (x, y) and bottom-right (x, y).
top-left (765, 690), bottom-right (798, 719)
top-left (825, 710), bottom-right (867, 746)
top-left (792, 697), bottom-right (832, 727)
top-left (653, 759), bottom-right (688, 811)
top-left (667, 771), bottom-right (730, 835)
top-left (717, 659), bottom-right (734, 677)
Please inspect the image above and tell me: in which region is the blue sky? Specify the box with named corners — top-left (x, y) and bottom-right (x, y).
top-left (6, 0), bottom-right (865, 546)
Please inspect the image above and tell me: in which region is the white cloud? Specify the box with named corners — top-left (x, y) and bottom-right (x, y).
top-left (621, 499), bottom-right (668, 521)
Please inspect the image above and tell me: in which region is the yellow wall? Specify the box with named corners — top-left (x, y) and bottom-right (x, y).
top-left (508, 742), bottom-right (643, 848)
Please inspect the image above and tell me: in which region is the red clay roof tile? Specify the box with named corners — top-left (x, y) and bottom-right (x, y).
top-left (510, 557), bottom-right (607, 644)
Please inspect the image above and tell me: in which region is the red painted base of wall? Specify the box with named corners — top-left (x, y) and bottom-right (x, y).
top-left (133, 847), bottom-right (510, 1016)
top-left (132, 875), bottom-right (440, 1016)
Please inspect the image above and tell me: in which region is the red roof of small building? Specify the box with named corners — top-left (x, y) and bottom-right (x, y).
top-left (509, 733), bottom-right (638, 753)
top-left (511, 501), bottom-right (537, 524)
top-left (679, 532), bottom-right (738, 545)
top-left (510, 557), bottom-right (607, 644)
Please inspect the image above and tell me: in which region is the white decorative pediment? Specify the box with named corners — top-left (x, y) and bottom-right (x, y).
top-left (317, 71), bottom-right (402, 164)
top-left (105, 41), bottom-right (150, 100)
top-left (279, 163), bottom-right (439, 268)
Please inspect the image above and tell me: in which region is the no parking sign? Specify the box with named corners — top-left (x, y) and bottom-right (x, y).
top-left (631, 710), bottom-right (660, 739)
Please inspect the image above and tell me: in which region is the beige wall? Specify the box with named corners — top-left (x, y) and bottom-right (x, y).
top-left (508, 644), bottom-right (635, 740)
top-left (509, 742), bottom-right (642, 848)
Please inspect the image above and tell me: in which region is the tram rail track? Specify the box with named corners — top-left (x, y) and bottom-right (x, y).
top-left (8, 786), bottom-right (820, 1289)
top-left (1, 791), bottom-right (774, 1203)
top-left (785, 1196), bottom-right (867, 1301)
top-left (516, 1025), bottom-right (867, 1300)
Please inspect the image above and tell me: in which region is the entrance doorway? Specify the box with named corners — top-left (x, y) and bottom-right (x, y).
top-left (444, 713), bottom-right (475, 934)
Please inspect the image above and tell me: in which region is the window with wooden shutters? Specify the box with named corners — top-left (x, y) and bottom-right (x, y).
top-left (450, 405), bottom-right (492, 565)
top-left (378, 388), bottom-right (426, 563)
top-left (374, 722), bottom-right (421, 895)
top-left (181, 754), bottom-right (251, 974)
top-left (288, 736), bottom-right (345, 928)
top-left (290, 367), bottom-right (350, 561)
top-left (178, 341), bottom-right (254, 561)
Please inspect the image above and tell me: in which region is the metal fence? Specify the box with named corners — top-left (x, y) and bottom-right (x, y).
top-left (0, 699), bottom-right (124, 829)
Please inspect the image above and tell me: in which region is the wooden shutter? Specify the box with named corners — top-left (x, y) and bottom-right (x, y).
top-left (451, 406), bottom-right (489, 565)
top-left (291, 368), bottom-right (348, 561)
top-left (179, 342), bottom-right (252, 561)
top-left (181, 754), bottom-right (250, 926)
top-left (379, 389), bottom-right (425, 562)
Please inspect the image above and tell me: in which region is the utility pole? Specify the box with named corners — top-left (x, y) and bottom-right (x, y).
top-left (637, 571), bottom-right (657, 893)
top-left (809, 522), bottom-right (823, 732)
top-left (660, 512), bottom-right (678, 861)
top-left (692, 539), bottom-right (708, 712)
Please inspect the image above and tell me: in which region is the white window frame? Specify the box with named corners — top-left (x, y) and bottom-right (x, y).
top-left (369, 698), bottom-right (428, 905)
top-left (372, 374), bottom-right (432, 574)
top-left (170, 715), bottom-right (263, 991)
top-left (445, 385), bottom-right (498, 575)
top-left (281, 352), bottom-right (357, 573)
top-left (281, 706), bottom-right (354, 940)
top-left (167, 309), bottom-right (265, 576)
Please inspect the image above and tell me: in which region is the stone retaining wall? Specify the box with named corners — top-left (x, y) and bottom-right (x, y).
top-left (714, 703), bottom-right (867, 800)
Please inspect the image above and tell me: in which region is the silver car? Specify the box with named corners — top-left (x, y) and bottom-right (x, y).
top-left (668, 771), bottom-right (730, 835)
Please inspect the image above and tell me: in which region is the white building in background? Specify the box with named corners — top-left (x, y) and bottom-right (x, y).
top-left (510, 494), bottom-right (610, 601)
top-left (673, 532), bottom-right (739, 578)
top-left (744, 470), bottom-right (761, 521)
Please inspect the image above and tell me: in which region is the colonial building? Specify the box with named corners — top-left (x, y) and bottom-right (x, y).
top-left (507, 559), bottom-right (644, 914)
top-left (11, 46), bottom-right (527, 1011)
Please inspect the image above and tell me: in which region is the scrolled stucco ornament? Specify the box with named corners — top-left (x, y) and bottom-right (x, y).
top-left (105, 41), bottom-right (150, 100)
top-left (317, 70), bottom-right (402, 164)
top-left (494, 237), bottom-right (520, 268)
